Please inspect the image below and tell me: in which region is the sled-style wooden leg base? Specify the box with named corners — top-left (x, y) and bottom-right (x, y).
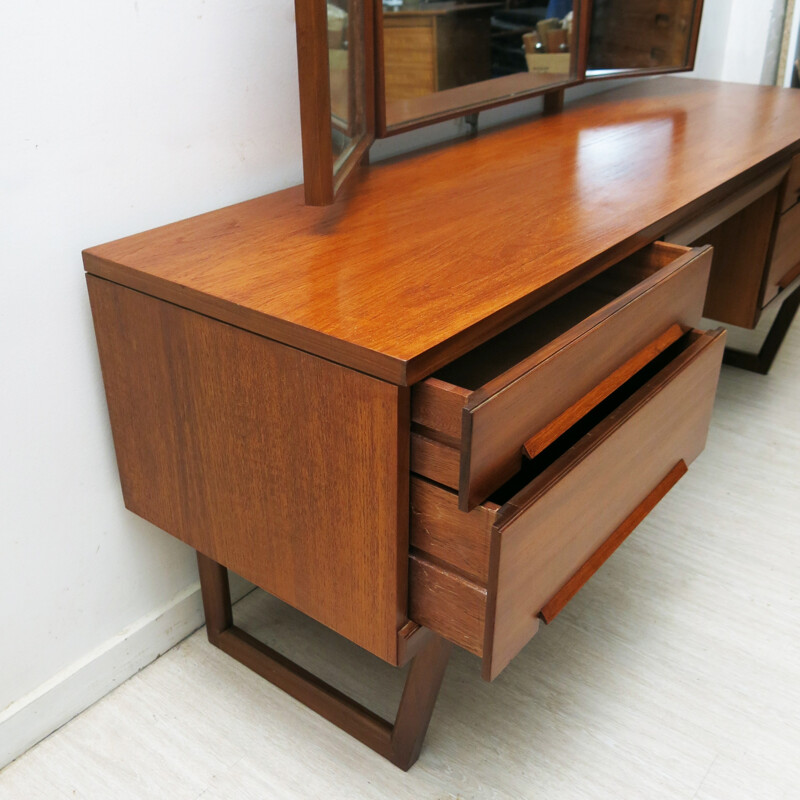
top-left (196, 552), bottom-right (451, 771)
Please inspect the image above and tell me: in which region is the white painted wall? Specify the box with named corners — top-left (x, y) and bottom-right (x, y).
top-left (782, 0), bottom-right (800, 86)
top-left (690, 0), bottom-right (790, 85)
top-left (0, 0), bottom-right (790, 770)
top-left (0, 0), bottom-right (300, 767)
top-left (691, 0), bottom-right (735, 80)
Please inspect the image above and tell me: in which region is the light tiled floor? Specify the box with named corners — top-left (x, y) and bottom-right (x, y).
top-left (2, 316), bottom-right (798, 800)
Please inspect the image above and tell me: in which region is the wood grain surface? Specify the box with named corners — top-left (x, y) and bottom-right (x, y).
top-left (410, 432), bottom-right (460, 490)
top-left (538, 459), bottom-right (688, 624)
top-left (780, 152), bottom-right (800, 212)
top-left (460, 245), bottom-right (710, 509)
top-left (411, 377), bottom-right (467, 439)
top-left (410, 476), bottom-right (497, 584)
top-left (82, 78), bottom-right (800, 385)
top-left (691, 189), bottom-right (780, 328)
top-left (522, 324), bottom-right (685, 460)
top-left (87, 276), bottom-right (408, 664)
top-left (408, 554), bottom-right (486, 656)
top-left (663, 164), bottom-right (787, 247)
top-left (483, 329), bottom-right (726, 680)
top-left (408, 330), bottom-right (726, 679)
top-left (764, 202), bottom-right (800, 306)
top-left (294, 0), bottom-right (375, 205)
top-left (410, 243), bottom-right (710, 509)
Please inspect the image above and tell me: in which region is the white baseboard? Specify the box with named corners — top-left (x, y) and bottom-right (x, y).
top-left (0, 574), bottom-right (253, 769)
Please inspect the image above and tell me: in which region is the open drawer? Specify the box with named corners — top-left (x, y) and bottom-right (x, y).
top-left (411, 242), bottom-right (713, 511)
top-left (409, 328), bottom-right (726, 681)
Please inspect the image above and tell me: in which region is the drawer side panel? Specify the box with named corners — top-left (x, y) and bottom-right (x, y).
top-left (408, 554), bottom-right (487, 656)
top-left (410, 476), bottom-right (494, 583)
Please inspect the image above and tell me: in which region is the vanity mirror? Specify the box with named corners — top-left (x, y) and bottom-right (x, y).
top-left (295, 0), bottom-right (704, 203)
top-left (296, 0), bottom-right (374, 205)
top-left (377, 1), bottom-right (583, 133)
top-left (586, 0), bottom-right (704, 77)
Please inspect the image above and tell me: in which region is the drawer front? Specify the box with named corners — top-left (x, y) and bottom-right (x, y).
top-left (412, 244), bottom-right (712, 510)
top-left (383, 23), bottom-right (436, 102)
top-left (781, 153), bottom-right (800, 214)
top-left (409, 329), bottom-right (725, 681)
top-left (462, 245), bottom-right (711, 510)
top-left (763, 201), bottom-right (800, 307)
top-left (484, 329), bottom-right (725, 679)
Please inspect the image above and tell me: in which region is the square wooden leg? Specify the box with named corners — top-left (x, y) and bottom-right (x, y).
top-left (196, 552), bottom-right (451, 770)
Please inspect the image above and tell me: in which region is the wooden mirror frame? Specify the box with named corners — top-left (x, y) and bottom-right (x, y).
top-left (295, 0), bottom-right (704, 202)
top-left (583, 0), bottom-right (704, 83)
top-left (295, 0), bottom-right (376, 205)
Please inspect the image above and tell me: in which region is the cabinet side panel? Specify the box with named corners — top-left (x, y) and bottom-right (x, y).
top-left (87, 276), bottom-right (406, 664)
top-left (694, 189), bottom-right (779, 328)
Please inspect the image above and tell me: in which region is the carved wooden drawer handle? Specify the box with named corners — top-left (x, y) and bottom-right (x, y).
top-left (539, 460), bottom-right (688, 624)
top-left (522, 323), bottom-right (685, 460)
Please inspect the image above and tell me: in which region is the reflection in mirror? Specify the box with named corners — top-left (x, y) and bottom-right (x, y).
top-left (587, 0), bottom-right (700, 76)
top-left (329, 0), bottom-right (367, 173)
top-left (381, 0), bottom-right (576, 130)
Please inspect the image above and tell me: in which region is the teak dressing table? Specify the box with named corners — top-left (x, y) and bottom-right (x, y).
top-left (85, 77), bottom-right (800, 768)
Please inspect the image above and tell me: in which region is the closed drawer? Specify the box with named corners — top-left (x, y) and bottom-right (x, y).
top-left (762, 202), bottom-right (800, 307)
top-left (781, 153), bottom-right (800, 214)
top-left (411, 242), bottom-right (712, 511)
top-left (383, 22), bottom-right (436, 102)
top-left (409, 328), bottom-right (725, 680)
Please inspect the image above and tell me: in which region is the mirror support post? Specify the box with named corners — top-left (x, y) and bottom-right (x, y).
top-left (543, 89), bottom-right (565, 115)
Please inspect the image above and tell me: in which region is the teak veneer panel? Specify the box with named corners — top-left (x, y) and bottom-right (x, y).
top-left (408, 554), bottom-right (486, 656)
top-left (690, 189), bottom-right (781, 328)
top-left (410, 477), bottom-right (496, 584)
top-left (781, 153), bottom-right (800, 213)
top-left (411, 243), bottom-right (711, 509)
top-left (485, 330), bottom-right (725, 679)
top-left (82, 78), bottom-right (800, 384)
top-left (408, 329), bottom-right (725, 680)
top-left (764, 202), bottom-right (800, 307)
top-left (87, 276), bottom-right (407, 664)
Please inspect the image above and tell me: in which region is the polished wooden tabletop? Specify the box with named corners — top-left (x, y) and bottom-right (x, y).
top-left (83, 78), bottom-right (800, 385)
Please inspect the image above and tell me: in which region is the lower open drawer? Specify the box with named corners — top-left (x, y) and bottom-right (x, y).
top-left (408, 328), bottom-right (726, 680)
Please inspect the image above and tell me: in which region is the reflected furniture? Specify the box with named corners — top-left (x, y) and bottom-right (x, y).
top-left (85, 78), bottom-right (800, 768)
top-left (588, 0), bottom-right (699, 73)
top-left (382, 3), bottom-right (496, 102)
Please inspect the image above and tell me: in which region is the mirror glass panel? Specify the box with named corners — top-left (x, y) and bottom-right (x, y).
top-left (380, 0), bottom-right (578, 130)
top-left (586, 0), bottom-right (700, 76)
top-left (329, 0), bottom-right (368, 173)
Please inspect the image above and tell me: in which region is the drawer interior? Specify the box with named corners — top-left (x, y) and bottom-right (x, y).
top-left (431, 244), bottom-right (685, 392)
